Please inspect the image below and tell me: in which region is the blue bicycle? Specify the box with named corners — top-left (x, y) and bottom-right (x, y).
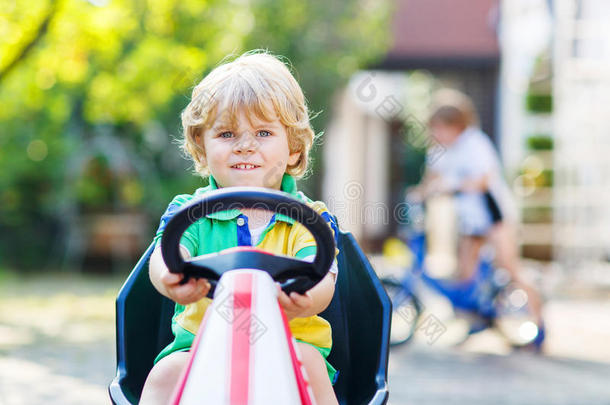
top-left (381, 201), bottom-right (545, 349)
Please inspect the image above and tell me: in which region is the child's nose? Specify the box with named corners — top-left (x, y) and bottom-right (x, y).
top-left (234, 131), bottom-right (258, 153)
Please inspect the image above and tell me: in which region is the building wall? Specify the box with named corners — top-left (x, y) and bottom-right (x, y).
top-left (553, 0), bottom-right (610, 274)
top-left (322, 73), bottom-right (399, 247)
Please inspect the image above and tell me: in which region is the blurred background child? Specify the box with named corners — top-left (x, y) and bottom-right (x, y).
top-left (410, 89), bottom-right (544, 328)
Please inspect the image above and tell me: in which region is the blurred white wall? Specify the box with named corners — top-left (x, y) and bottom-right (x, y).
top-left (553, 0), bottom-right (610, 276)
top-left (322, 72), bottom-right (405, 242)
top-left (498, 0), bottom-right (552, 174)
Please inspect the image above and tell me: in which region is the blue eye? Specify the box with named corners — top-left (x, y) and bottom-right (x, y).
top-left (257, 130), bottom-right (271, 137)
top-left (219, 131), bottom-right (234, 138)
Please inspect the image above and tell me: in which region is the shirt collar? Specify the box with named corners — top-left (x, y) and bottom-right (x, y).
top-left (204, 174), bottom-right (298, 224)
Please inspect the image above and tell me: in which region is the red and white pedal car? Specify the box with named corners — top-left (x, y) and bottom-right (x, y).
top-left (109, 188), bottom-right (391, 404)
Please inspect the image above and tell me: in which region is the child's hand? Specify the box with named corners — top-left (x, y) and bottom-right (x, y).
top-left (276, 284), bottom-right (314, 320)
top-left (159, 270), bottom-right (211, 305)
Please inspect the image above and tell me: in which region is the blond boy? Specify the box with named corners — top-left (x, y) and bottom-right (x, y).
top-left (140, 51), bottom-right (339, 405)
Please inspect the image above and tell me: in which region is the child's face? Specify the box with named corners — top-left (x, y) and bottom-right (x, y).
top-left (201, 108), bottom-right (300, 189)
top-left (429, 121), bottom-right (463, 146)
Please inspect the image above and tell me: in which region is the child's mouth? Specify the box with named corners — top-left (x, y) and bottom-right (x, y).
top-left (231, 164), bottom-right (260, 170)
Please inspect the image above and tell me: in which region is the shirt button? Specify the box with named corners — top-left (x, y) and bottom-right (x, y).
top-left (236, 217), bottom-right (245, 226)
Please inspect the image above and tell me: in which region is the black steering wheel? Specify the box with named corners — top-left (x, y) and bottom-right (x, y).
top-left (160, 187), bottom-right (336, 295)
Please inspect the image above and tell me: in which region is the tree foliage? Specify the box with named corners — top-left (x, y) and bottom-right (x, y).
top-left (0, 0), bottom-right (391, 269)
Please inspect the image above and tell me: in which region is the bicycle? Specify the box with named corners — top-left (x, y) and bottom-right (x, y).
top-left (381, 199), bottom-right (545, 350)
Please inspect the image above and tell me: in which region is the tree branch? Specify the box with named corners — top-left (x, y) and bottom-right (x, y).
top-left (0, 1), bottom-right (58, 84)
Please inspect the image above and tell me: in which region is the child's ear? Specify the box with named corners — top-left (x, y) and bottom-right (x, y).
top-left (288, 151), bottom-right (301, 166)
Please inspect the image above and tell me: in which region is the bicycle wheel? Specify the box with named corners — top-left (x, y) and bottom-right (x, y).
top-left (493, 280), bottom-right (542, 348)
top-left (381, 277), bottom-right (422, 346)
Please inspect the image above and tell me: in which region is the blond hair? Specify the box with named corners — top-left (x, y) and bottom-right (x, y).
top-left (180, 50), bottom-right (315, 178)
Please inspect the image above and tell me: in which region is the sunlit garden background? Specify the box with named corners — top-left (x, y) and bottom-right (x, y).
top-left (3, 0), bottom-right (610, 404)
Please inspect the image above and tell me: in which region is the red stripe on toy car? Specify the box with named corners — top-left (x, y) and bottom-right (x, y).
top-left (230, 273), bottom-right (253, 405)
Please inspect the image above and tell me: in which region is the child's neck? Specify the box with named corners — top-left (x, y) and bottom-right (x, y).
top-left (240, 209), bottom-right (274, 229)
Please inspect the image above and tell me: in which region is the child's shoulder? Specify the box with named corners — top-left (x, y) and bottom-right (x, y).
top-left (307, 199), bottom-right (333, 217)
top-left (295, 193), bottom-right (338, 237)
top-left (294, 191), bottom-right (333, 216)
top-left (164, 185), bottom-right (213, 210)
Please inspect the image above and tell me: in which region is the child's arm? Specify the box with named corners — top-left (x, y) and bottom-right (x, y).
top-left (407, 170), bottom-right (443, 201)
top-left (460, 174), bottom-right (490, 193)
top-left (277, 272), bottom-right (335, 320)
top-left (149, 246), bottom-right (211, 305)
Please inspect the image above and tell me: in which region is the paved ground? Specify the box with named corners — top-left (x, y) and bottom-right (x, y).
top-left (0, 273), bottom-right (117, 405)
top-left (388, 343), bottom-right (610, 405)
top-left (1, 272), bottom-right (610, 404)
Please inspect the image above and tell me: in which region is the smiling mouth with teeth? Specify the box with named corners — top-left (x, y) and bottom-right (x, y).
top-left (231, 164), bottom-right (260, 170)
